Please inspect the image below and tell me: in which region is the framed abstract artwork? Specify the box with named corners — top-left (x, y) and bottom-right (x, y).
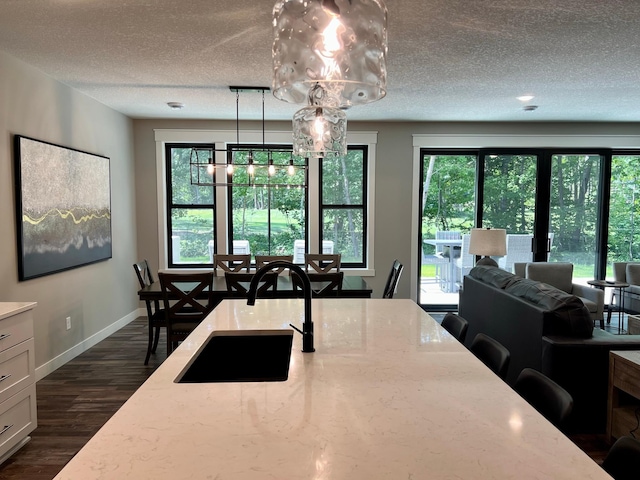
top-left (14, 135), bottom-right (112, 280)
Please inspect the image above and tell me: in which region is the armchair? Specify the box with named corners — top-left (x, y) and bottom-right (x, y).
top-left (519, 262), bottom-right (604, 324)
top-left (612, 262), bottom-right (640, 314)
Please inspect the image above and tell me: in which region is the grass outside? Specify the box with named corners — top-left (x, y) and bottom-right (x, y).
top-left (421, 263), bottom-right (597, 279)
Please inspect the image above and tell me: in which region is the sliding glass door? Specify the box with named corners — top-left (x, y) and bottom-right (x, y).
top-left (548, 153), bottom-right (602, 285)
top-left (419, 152), bottom-right (476, 306)
top-left (607, 154), bottom-right (640, 277)
top-left (481, 153), bottom-right (538, 272)
top-left (418, 148), bottom-right (608, 311)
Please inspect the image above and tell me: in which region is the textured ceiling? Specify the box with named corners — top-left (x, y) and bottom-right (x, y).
top-left (1, 0), bottom-right (639, 122)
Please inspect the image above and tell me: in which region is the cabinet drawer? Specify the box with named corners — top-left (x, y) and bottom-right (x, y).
top-left (0, 310), bottom-right (34, 353)
top-left (0, 339), bottom-right (35, 405)
top-left (613, 358), bottom-right (640, 400)
top-left (0, 384), bottom-right (37, 459)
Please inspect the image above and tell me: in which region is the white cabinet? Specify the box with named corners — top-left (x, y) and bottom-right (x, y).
top-left (0, 302), bottom-right (37, 464)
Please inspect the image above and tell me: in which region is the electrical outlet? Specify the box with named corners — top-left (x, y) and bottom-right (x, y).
top-left (66, 317), bottom-right (71, 330)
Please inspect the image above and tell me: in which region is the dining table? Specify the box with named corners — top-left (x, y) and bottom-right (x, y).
top-left (138, 273), bottom-right (373, 304)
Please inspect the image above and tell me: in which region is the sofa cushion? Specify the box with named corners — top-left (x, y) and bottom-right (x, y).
top-left (504, 278), bottom-right (593, 338)
top-left (469, 266), bottom-right (519, 289)
top-left (525, 262), bottom-right (573, 293)
top-left (576, 296), bottom-right (597, 314)
top-left (626, 264), bottom-right (640, 286)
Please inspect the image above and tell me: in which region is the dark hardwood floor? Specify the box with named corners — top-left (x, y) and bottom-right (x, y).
top-left (0, 315), bottom-right (613, 479)
top-left (0, 317), bottom-right (166, 480)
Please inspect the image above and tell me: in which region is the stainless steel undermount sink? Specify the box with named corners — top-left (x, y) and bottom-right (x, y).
top-left (175, 329), bottom-right (294, 383)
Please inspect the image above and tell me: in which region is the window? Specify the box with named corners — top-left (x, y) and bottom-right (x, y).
top-left (320, 147), bottom-right (367, 267)
top-left (166, 143), bottom-right (214, 267)
top-left (228, 145), bottom-right (308, 256)
top-left (158, 130), bottom-right (377, 272)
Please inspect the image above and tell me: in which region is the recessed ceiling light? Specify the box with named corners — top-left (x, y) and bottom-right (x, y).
top-left (167, 102), bottom-right (185, 110)
top-left (517, 95), bottom-right (534, 102)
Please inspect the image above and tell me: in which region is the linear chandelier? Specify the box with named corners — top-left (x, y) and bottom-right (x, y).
top-left (189, 86), bottom-right (308, 188)
top-left (272, 0), bottom-right (388, 158)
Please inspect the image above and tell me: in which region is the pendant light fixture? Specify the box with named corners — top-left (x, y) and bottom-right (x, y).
top-left (272, 0), bottom-right (388, 158)
top-left (189, 87), bottom-right (307, 188)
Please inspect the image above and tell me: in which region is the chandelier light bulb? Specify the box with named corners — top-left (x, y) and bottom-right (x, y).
top-left (207, 163), bottom-right (214, 175)
top-left (268, 164), bottom-right (276, 176)
top-left (247, 163), bottom-right (255, 175)
top-left (288, 163), bottom-right (295, 175)
top-left (227, 163), bottom-right (234, 175)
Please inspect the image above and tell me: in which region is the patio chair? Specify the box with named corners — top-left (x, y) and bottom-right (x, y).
top-left (454, 233), bottom-right (474, 287)
top-left (498, 234), bottom-right (533, 273)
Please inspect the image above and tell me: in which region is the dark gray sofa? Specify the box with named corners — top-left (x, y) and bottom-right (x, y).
top-left (459, 265), bottom-right (640, 433)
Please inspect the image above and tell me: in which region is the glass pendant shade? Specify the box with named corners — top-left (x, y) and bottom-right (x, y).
top-left (292, 105), bottom-right (347, 158)
top-left (272, 0), bottom-right (388, 108)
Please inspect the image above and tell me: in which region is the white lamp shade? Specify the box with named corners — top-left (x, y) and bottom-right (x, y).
top-left (468, 228), bottom-right (507, 257)
top-left (292, 105), bottom-right (347, 158)
top-left (272, 0), bottom-right (388, 108)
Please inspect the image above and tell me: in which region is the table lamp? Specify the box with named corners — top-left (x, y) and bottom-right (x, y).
top-left (469, 228), bottom-right (507, 268)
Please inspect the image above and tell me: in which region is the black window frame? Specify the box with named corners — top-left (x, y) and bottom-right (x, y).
top-left (319, 145), bottom-right (368, 268)
top-left (165, 142), bottom-right (216, 268)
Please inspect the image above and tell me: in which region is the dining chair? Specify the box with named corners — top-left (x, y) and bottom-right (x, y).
top-left (304, 253), bottom-right (341, 273)
top-left (602, 435), bottom-right (640, 480)
top-left (514, 368), bottom-right (573, 429)
top-left (294, 271), bottom-right (344, 297)
top-left (224, 271), bottom-right (278, 298)
top-left (255, 255), bottom-right (294, 274)
top-left (382, 259), bottom-right (403, 299)
top-left (158, 272), bottom-right (215, 356)
top-left (133, 259), bottom-right (166, 365)
top-left (440, 312), bottom-right (468, 343)
top-left (469, 333), bottom-right (511, 380)
top-left (213, 254), bottom-right (251, 275)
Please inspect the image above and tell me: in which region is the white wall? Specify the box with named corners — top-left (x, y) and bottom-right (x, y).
top-left (0, 51), bottom-right (138, 378)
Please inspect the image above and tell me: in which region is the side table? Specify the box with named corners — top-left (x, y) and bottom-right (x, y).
top-left (607, 350), bottom-right (640, 442)
top-left (587, 280), bottom-right (629, 332)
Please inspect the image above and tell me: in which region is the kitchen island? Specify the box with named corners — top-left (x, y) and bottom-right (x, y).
top-left (54, 299), bottom-right (609, 479)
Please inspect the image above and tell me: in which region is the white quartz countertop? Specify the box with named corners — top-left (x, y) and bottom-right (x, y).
top-left (54, 299), bottom-right (610, 479)
top-left (0, 302), bottom-right (36, 321)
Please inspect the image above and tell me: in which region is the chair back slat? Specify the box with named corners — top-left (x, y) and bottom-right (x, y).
top-left (255, 255), bottom-right (294, 274)
top-left (213, 254), bottom-right (251, 275)
top-left (224, 272), bottom-right (278, 297)
top-left (158, 272), bottom-right (215, 355)
top-left (305, 253), bottom-right (341, 273)
top-left (133, 259), bottom-right (155, 288)
top-left (294, 271), bottom-right (344, 297)
top-left (382, 259), bottom-right (403, 298)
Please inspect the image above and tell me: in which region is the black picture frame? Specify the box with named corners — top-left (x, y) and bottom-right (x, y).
top-left (14, 135), bottom-right (112, 281)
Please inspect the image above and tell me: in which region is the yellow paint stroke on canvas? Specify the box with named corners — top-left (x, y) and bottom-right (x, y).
top-left (23, 208), bottom-right (111, 225)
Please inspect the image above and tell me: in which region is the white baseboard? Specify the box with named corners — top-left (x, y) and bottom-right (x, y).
top-left (35, 308), bottom-right (144, 381)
